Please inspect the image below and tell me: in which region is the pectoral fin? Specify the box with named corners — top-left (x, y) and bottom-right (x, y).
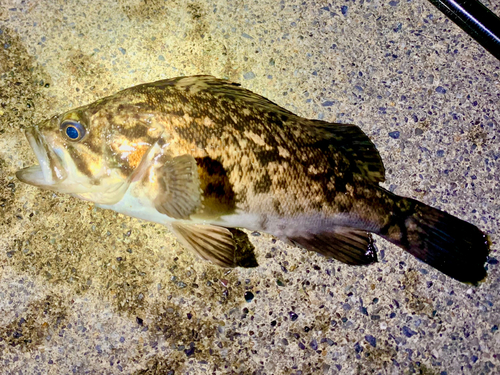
top-left (154, 154), bottom-right (201, 219)
top-left (289, 228), bottom-right (378, 265)
top-left (172, 223), bottom-right (258, 268)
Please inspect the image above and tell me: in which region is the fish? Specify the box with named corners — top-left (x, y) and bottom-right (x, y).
top-left (16, 75), bottom-right (490, 284)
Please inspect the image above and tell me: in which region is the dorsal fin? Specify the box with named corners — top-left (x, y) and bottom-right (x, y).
top-left (174, 76), bottom-right (385, 182)
top-left (309, 121), bottom-right (385, 183)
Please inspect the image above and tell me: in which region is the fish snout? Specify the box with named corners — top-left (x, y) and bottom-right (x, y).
top-left (16, 126), bottom-right (67, 187)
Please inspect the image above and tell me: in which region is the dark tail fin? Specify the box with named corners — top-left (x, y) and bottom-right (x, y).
top-left (378, 195), bottom-right (489, 284)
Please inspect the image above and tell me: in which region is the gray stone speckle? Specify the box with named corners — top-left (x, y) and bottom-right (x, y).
top-left (0, 0), bottom-right (499, 374)
top-left (243, 71), bottom-right (256, 79)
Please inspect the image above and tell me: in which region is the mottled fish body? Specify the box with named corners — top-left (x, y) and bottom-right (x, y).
top-left (17, 76), bottom-right (489, 283)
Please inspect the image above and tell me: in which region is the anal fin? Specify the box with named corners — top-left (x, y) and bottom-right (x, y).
top-left (289, 228), bottom-right (378, 265)
top-left (172, 223), bottom-right (258, 268)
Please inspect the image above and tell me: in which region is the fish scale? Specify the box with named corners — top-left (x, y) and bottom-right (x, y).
top-left (16, 75), bottom-right (489, 283)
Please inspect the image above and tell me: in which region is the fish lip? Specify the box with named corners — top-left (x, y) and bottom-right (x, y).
top-left (16, 126), bottom-right (67, 187)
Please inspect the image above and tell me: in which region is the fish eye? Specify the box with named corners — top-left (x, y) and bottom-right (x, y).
top-left (61, 120), bottom-right (86, 141)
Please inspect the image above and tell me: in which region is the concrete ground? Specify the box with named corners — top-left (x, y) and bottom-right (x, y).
top-left (0, 0), bottom-right (499, 374)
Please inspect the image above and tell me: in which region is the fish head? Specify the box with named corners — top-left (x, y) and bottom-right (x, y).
top-left (16, 100), bottom-right (163, 205)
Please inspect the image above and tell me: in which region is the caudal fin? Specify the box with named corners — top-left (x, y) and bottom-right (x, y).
top-left (379, 196), bottom-right (489, 284)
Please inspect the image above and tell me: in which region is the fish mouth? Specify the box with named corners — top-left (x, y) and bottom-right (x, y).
top-left (16, 127), bottom-right (67, 188)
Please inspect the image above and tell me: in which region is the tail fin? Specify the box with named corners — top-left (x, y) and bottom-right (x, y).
top-left (379, 196), bottom-right (489, 284)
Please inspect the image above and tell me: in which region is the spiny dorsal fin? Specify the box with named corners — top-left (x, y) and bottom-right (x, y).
top-left (154, 154), bottom-right (201, 219)
top-left (289, 228), bottom-right (378, 265)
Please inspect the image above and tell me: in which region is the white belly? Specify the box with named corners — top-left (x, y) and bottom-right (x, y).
top-left (95, 178), bottom-right (351, 240)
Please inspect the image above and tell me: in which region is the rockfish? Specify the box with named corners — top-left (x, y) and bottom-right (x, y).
top-left (16, 75), bottom-right (489, 283)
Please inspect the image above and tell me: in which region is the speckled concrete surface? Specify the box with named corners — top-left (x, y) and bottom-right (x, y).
top-left (0, 0), bottom-right (499, 374)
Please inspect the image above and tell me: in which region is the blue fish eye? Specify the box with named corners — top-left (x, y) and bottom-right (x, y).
top-left (61, 120), bottom-right (86, 141)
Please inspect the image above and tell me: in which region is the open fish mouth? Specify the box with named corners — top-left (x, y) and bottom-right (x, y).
top-left (16, 127), bottom-right (67, 188)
